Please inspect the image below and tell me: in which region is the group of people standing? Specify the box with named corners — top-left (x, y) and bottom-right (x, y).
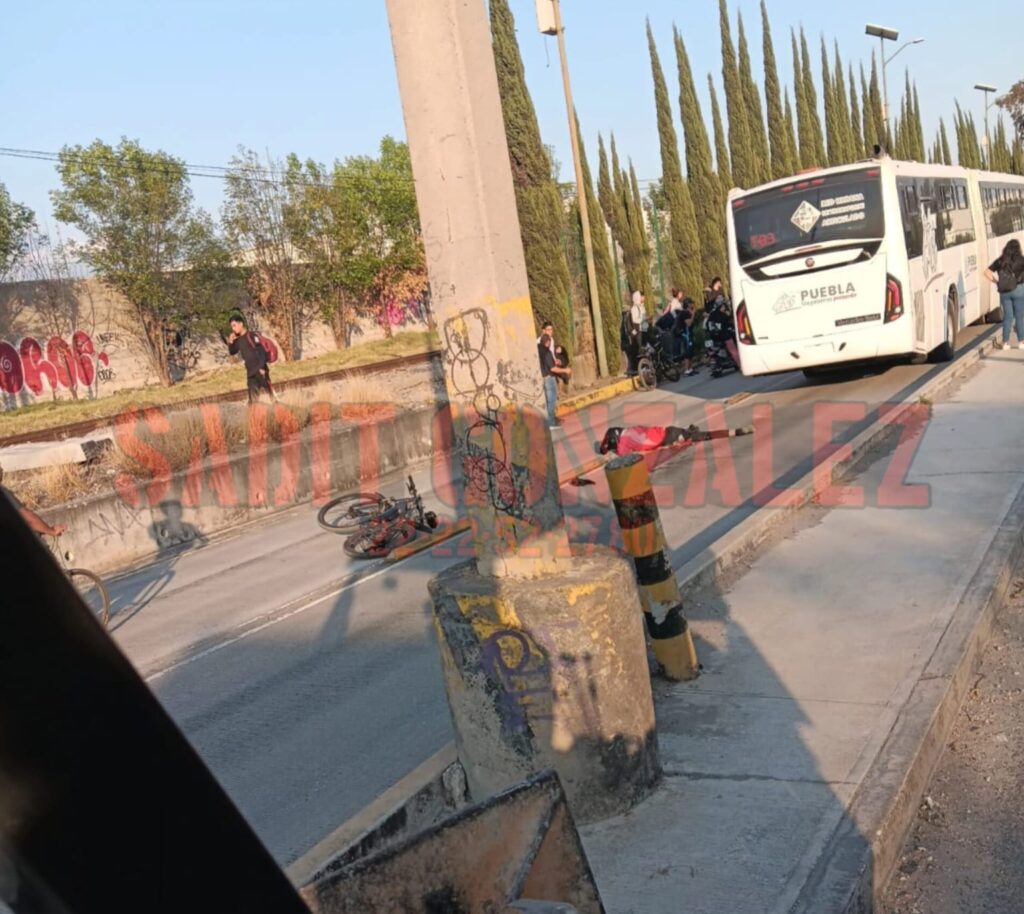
top-left (537, 279), bottom-right (734, 428)
top-left (618, 278), bottom-right (731, 378)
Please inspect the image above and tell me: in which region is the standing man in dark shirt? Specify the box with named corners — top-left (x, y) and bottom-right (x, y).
top-left (538, 331), bottom-right (570, 429)
top-left (226, 316), bottom-right (275, 403)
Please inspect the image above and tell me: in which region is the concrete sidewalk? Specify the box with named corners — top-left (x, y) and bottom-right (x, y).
top-left (579, 352), bottom-right (1024, 913)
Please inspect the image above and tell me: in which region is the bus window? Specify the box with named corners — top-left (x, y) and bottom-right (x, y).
top-left (940, 185), bottom-right (954, 211)
top-left (731, 168), bottom-right (884, 267)
top-left (955, 185), bottom-right (968, 209)
top-left (898, 178), bottom-right (923, 258)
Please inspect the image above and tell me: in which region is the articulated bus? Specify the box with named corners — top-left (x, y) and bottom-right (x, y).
top-left (725, 156), bottom-right (1024, 377)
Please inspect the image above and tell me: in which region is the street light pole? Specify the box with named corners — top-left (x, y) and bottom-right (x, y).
top-left (540, 0), bottom-right (609, 378)
top-left (865, 25), bottom-right (924, 146)
top-left (975, 83), bottom-right (997, 167)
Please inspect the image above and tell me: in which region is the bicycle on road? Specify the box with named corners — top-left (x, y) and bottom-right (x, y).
top-left (317, 476), bottom-right (439, 559)
top-left (50, 535), bottom-right (111, 626)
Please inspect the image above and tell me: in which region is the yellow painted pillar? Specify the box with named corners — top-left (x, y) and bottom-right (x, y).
top-left (604, 453), bottom-right (700, 681)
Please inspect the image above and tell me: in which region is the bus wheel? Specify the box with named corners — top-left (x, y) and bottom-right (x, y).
top-left (930, 290), bottom-right (957, 363)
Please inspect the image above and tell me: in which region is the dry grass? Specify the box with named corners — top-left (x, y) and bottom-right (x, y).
top-left (10, 462), bottom-right (89, 510)
top-left (0, 329), bottom-right (438, 440)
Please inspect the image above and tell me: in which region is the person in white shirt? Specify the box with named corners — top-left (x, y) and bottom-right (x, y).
top-left (620, 290), bottom-right (646, 376)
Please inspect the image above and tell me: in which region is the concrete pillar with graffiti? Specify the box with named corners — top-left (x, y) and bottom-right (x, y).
top-left (386, 0), bottom-right (658, 824)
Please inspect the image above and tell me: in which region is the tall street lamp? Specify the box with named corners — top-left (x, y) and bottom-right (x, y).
top-left (865, 24), bottom-right (924, 141)
top-left (975, 83), bottom-right (997, 166)
top-left (536, 0), bottom-right (608, 377)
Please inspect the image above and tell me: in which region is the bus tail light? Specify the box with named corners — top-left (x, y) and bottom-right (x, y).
top-left (736, 301), bottom-right (755, 344)
top-left (884, 275), bottom-right (904, 323)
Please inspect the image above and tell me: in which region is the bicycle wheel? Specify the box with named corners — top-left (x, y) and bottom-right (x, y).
top-left (343, 522), bottom-right (416, 559)
top-left (68, 569), bottom-right (110, 626)
top-left (317, 493), bottom-right (385, 533)
top-left (636, 356), bottom-right (657, 390)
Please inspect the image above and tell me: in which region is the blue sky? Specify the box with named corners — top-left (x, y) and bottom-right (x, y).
top-left (1, 0), bottom-right (1018, 230)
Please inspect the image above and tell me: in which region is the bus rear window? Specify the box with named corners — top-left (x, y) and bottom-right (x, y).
top-left (732, 169), bottom-right (885, 266)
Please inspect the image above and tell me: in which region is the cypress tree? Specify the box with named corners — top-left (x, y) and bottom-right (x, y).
top-left (597, 134), bottom-right (619, 239)
top-left (708, 74), bottom-right (733, 188)
top-left (911, 82), bottom-right (926, 161)
top-left (626, 161), bottom-right (652, 302)
top-left (647, 22), bottom-right (702, 298)
top-left (868, 56), bottom-right (886, 151)
top-left (737, 12), bottom-right (770, 184)
top-left (1012, 135), bottom-right (1024, 175)
top-left (719, 0), bottom-right (755, 187)
top-left (938, 118), bottom-right (952, 165)
top-left (760, 1), bottom-right (789, 179)
top-left (783, 88), bottom-right (799, 173)
top-left (820, 37), bottom-right (840, 166)
top-left (848, 64), bottom-right (864, 159)
top-left (937, 117), bottom-right (954, 165)
top-left (860, 65), bottom-right (873, 154)
top-left (792, 31), bottom-right (814, 167)
top-left (489, 0), bottom-right (573, 344)
top-left (611, 140), bottom-right (650, 300)
top-left (800, 28), bottom-right (827, 165)
top-left (832, 44), bottom-right (854, 163)
top-left (675, 27), bottom-right (727, 283)
top-left (577, 117), bottom-right (621, 372)
top-left (967, 113), bottom-right (983, 168)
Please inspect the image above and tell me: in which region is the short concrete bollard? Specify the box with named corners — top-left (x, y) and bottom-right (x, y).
top-left (604, 452), bottom-right (700, 682)
top-left (429, 545), bottom-right (660, 824)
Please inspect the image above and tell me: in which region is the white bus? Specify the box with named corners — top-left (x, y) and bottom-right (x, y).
top-left (725, 157), bottom-right (1023, 377)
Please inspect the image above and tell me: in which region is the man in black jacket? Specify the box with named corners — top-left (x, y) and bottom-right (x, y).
top-left (226, 316), bottom-right (275, 403)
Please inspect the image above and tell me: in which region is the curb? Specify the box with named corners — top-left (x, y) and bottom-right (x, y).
top-left (790, 472), bottom-right (1024, 913)
top-left (285, 745), bottom-right (460, 888)
top-left (556, 377), bottom-right (637, 418)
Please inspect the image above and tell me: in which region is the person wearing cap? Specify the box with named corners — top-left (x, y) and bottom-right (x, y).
top-left (0, 464), bottom-right (66, 536)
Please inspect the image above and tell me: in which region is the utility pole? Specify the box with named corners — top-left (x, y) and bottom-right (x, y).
top-left (865, 24), bottom-right (924, 143)
top-left (538, 0), bottom-right (608, 378)
top-left (976, 83), bottom-right (997, 168)
top-left (385, 0), bottom-right (658, 818)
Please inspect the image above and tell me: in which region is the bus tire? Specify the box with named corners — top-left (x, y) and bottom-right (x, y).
top-left (930, 292), bottom-right (957, 363)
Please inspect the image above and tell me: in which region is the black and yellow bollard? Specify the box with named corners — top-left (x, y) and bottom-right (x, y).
top-left (605, 452), bottom-right (700, 681)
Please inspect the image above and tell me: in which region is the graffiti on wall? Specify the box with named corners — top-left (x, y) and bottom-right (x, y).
top-left (0, 330), bottom-right (114, 397)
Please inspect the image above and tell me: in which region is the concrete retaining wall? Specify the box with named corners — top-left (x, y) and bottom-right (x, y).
top-left (51, 404), bottom-right (446, 576)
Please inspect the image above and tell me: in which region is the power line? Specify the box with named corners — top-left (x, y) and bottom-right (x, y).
top-left (0, 144), bottom-right (662, 190)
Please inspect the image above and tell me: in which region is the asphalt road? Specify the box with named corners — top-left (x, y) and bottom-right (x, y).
top-left (107, 324), bottom-right (993, 866)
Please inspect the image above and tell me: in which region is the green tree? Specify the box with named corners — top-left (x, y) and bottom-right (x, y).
top-left (719, 0), bottom-right (755, 187)
top-left (737, 12), bottom-right (770, 184)
top-left (0, 182), bottom-right (35, 283)
top-left (647, 22), bottom-right (700, 297)
top-left (832, 43), bottom-right (855, 162)
top-left (791, 31), bottom-right (814, 167)
top-left (489, 0), bottom-right (573, 349)
top-left (223, 148), bottom-right (305, 359)
top-left (867, 56), bottom-right (887, 151)
top-left (783, 89), bottom-right (799, 172)
top-left (821, 37), bottom-right (841, 165)
top-left (576, 117), bottom-right (621, 372)
top-left (623, 161), bottom-right (652, 302)
top-left (911, 82), bottom-right (926, 161)
top-left (284, 137), bottom-right (425, 350)
top-left (848, 64), bottom-right (865, 158)
top-left (800, 28), bottom-right (827, 165)
top-left (939, 117), bottom-right (953, 166)
top-left (52, 138), bottom-right (227, 386)
top-left (675, 27), bottom-right (726, 283)
top-left (760, 1), bottom-right (789, 179)
top-left (708, 74), bottom-right (732, 188)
